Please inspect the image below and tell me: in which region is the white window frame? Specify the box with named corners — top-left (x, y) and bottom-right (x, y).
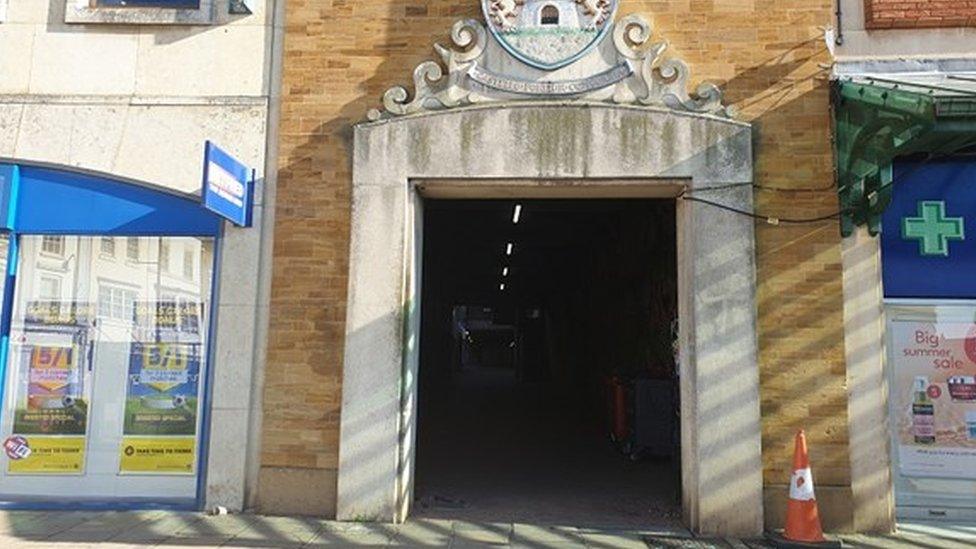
top-left (126, 237), bottom-right (140, 262)
top-left (100, 237), bottom-right (116, 258)
top-left (38, 274), bottom-right (63, 302)
top-left (0, 1), bottom-right (7, 24)
top-left (159, 240), bottom-right (171, 273)
top-left (182, 248), bottom-right (194, 279)
top-left (40, 236), bottom-right (66, 258)
top-left (158, 290), bottom-right (204, 334)
top-left (97, 281), bottom-right (139, 322)
top-left (65, 0), bottom-right (216, 26)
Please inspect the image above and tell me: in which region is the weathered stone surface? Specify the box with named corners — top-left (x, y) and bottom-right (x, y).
top-left (265, 0), bottom-right (848, 533)
top-left (340, 103), bottom-right (761, 536)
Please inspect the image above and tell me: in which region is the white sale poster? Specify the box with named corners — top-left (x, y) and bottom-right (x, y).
top-left (890, 318), bottom-right (976, 479)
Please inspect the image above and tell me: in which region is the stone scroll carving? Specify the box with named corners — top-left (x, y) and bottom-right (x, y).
top-left (610, 15), bottom-right (728, 115)
top-left (366, 15), bottom-right (733, 121)
top-left (367, 20), bottom-right (489, 121)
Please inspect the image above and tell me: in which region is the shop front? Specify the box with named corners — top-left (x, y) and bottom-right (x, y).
top-left (836, 73), bottom-right (976, 525)
top-left (881, 159), bottom-right (976, 520)
top-left (0, 161), bottom-right (253, 510)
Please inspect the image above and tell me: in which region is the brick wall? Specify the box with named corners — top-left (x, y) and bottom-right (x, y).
top-left (865, 0), bottom-right (976, 29)
top-left (263, 0), bottom-right (848, 524)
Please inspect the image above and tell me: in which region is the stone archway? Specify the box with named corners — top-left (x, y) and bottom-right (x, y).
top-left (337, 14), bottom-right (763, 537)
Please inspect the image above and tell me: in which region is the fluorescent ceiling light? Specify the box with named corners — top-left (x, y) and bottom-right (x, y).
top-left (502, 267), bottom-right (509, 277)
top-left (512, 204), bottom-right (522, 224)
top-left (506, 242), bottom-right (513, 255)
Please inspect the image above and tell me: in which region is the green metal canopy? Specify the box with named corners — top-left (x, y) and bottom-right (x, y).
top-left (833, 73), bottom-right (976, 237)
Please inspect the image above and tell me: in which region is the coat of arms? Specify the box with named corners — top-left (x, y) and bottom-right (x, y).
top-left (483, 0), bottom-right (617, 70)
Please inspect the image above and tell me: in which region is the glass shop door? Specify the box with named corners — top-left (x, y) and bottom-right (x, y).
top-left (0, 235), bottom-right (214, 504)
top-left (885, 301), bottom-right (976, 520)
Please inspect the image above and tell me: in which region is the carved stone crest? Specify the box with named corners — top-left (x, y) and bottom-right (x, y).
top-left (366, 9), bottom-right (732, 122)
top-left (483, 0), bottom-right (617, 70)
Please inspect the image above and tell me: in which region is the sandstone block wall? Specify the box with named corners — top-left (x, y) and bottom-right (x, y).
top-left (264, 0), bottom-right (848, 527)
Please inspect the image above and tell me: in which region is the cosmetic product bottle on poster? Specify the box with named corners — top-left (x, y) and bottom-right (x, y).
top-left (912, 376), bottom-right (936, 445)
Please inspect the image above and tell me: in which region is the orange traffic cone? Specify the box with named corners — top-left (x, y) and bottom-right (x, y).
top-left (767, 430), bottom-right (842, 548)
top-left (785, 430), bottom-right (825, 542)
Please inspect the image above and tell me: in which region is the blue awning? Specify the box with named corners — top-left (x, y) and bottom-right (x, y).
top-left (0, 162), bottom-right (221, 237)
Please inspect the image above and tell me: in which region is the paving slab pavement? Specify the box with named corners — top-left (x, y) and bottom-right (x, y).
top-left (837, 519), bottom-right (976, 549)
top-left (0, 512), bottom-right (971, 547)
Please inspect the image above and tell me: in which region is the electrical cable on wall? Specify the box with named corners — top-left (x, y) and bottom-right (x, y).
top-left (680, 195), bottom-right (845, 225)
top-left (681, 142), bottom-right (976, 226)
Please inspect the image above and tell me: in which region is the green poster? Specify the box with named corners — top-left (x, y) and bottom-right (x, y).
top-left (123, 342), bottom-right (200, 436)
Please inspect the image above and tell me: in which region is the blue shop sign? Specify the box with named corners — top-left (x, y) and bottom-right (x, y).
top-left (202, 141), bottom-right (255, 228)
top-left (882, 159), bottom-right (976, 299)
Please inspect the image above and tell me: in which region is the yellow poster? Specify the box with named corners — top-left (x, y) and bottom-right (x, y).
top-left (119, 437), bottom-right (195, 474)
top-left (7, 436), bottom-right (85, 474)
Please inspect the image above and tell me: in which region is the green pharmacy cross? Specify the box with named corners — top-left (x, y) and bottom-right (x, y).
top-left (902, 201), bottom-right (966, 257)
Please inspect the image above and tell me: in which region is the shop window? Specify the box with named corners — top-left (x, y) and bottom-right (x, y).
top-left (100, 237), bottom-right (116, 257)
top-left (182, 249), bottom-right (194, 279)
top-left (159, 240), bottom-right (171, 273)
top-left (97, 283), bottom-right (138, 322)
top-left (126, 237), bottom-right (140, 262)
top-left (64, 0), bottom-right (215, 25)
top-left (178, 296), bottom-right (201, 333)
top-left (159, 292), bottom-right (202, 334)
top-left (38, 276), bottom-right (62, 301)
top-left (41, 236), bottom-right (65, 257)
top-left (0, 235), bottom-right (214, 503)
top-left (541, 5), bottom-right (559, 26)
top-left (884, 303), bottom-right (976, 501)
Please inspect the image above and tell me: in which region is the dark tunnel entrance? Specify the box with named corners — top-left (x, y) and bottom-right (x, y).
top-left (414, 199), bottom-right (682, 528)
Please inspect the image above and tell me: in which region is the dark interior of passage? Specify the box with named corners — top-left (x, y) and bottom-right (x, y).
top-left (414, 199), bottom-right (681, 528)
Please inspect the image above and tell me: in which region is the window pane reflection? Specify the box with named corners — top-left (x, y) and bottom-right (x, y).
top-left (0, 235), bottom-right (213, 498)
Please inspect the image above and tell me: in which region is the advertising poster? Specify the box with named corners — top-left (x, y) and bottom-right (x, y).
top-left (891, 319), bottom-right (976, 478)
top-left (123, 342), bottom-right (200, 436)
top-left (25, 301), bottom-right (94, 329)
top-left (6, 436), bottom-right (85, 474)
top-left (120, 303), bottom-right (202, 475)
top-left (13, 344), bottom-right (86, 435)
top-left (7, 301), bottom-right (92, 475)
top-left (119, 437), bottom-right (195, 474)
top-left (133, 301), bottom-right (202, 343)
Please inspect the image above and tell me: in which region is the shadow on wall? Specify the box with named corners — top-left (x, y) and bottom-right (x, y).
top-left (333, 201), bottom-right (764, 530)
top-left (719, 37), bottom-right (828, 118)
top-left (721, 80), bottom-right (854, 530)
top-left (260, 0), bottom-right (850, 529)
top-left (258, 0), bottom-right (482, 517)
top-left (714, 25), bottom-right (856, 531)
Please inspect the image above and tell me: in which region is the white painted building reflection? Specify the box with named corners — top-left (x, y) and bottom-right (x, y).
top-left (0, 235), bottom-right (214, 502)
